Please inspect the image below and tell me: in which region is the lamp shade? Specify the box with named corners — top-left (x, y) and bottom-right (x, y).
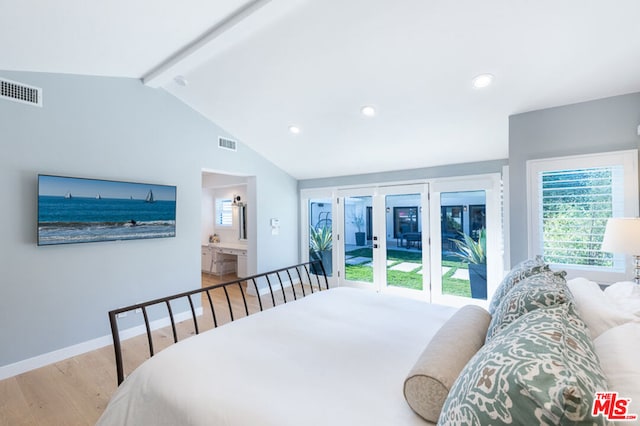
top-left (601, 218), bottom-right (640, 254)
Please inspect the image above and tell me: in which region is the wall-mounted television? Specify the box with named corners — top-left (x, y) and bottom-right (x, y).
top-left (37, 174), bottom-right (176, 246)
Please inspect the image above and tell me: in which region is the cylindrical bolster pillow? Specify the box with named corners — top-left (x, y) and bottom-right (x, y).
top-left (403, 304), bottom-right (491, 423)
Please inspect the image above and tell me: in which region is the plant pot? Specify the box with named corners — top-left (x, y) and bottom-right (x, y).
top-left (320, 249), bottom-right (332, 276)
top-left (468, 263), bottom-right (487, 300)
top-left (355, 232), bottom-right (366, 246)
top-left (310, 249), bottom-right (332, 276)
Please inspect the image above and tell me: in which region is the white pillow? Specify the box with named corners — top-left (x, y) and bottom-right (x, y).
top-left (566, 278), bottom-right (635, 339)
top-left (593, 321), bottom-right (640, 421)
top-left (604, 281), bottom-right (640, 315)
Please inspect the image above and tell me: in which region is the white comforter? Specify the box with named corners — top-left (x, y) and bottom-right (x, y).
top-left (97, 287), bottom-right (456, 426)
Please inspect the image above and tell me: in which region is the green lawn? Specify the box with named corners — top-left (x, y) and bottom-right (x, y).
top-left (441, 260), bottom-right (472, 297)
top-left (344, 248), bottom-right (471, 296)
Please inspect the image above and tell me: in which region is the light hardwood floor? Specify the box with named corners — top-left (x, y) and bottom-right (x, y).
top-left (0, 272), bottom-right (292, 426)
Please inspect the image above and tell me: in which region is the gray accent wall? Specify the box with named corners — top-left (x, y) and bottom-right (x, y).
top-left (0, 71), bottom-right (298, 367)
top-left (509, 92), bottom-right (640, 265)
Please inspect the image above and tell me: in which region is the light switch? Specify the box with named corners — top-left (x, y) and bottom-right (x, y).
top-left (270, 218), bottom-right (280, 235)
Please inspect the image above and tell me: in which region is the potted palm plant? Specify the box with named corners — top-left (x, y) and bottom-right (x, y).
top-left (451, 228), bottom-right (487, 299)
top-left (309, 225), bottom-right (332, 275)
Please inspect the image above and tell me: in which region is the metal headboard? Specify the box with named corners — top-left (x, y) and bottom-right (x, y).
top-left (108, 260), bottom-right (329, 385)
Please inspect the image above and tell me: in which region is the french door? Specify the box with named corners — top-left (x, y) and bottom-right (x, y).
top-left (429, 173), bottom-right (503, 308)
top-left (337, 184), bottom-right (429, 298)
top-left (301, 189), bottom-right (336, 286)
top-left (302, 173), bottom-right (503, 308)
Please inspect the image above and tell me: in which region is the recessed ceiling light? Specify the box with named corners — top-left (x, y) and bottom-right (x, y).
top-left (472, 74), bottom-right (494, 89)
top-left (174, 75), bottom-right (189, 87)
top-left (288, 125), bottom-right (300, 134)
top-left (361, 105), bottom-right (376, 117)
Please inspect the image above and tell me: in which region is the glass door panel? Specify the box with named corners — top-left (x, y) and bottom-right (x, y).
top-left (375, 184), bottom-right (429, 297)
top-left (385, 193), bottom-right (423, 291)
top-left (343, 196), bottom-right (374, 285)
top-left (308, 198), bottom-right (333, 277)
top-left (440, 191), bottom-right (487, 300)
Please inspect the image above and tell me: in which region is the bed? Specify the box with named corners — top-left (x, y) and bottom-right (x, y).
top-left (99, 286), bottom-right (455, 425)
top-left (98, 258), bottom-right (640, 426)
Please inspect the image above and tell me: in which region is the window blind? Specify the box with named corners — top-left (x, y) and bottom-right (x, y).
top-left (216, 199), bottom-right (233, 226)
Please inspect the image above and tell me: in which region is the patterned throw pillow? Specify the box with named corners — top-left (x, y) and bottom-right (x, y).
top-left (485, 271), bottom-right (572, 342)
top-left (438, 303), bottom-right (611, 426)
top-left (488, 256), bottom-right (549, 315)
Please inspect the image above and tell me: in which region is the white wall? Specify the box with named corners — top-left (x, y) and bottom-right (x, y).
top-left (201, 187), bottom-right (215, 245)
top-left (0, 71), bottom-right (299, 371)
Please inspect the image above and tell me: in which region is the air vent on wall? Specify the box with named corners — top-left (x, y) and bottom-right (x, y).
top-left (0, 78), bottom-right (43, 107)
top-left (218, 136), bottom-right (237, 152)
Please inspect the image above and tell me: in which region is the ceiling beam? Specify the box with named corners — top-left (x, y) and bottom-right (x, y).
top-left (142, 0), bottom-right (272, 88)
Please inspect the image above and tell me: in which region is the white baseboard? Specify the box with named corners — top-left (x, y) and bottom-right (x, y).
top-left (0, 307), bottom-right (203, 381)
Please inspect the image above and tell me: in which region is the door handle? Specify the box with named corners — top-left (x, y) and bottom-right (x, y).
top-left (373, 244), bottom-right (378, 249)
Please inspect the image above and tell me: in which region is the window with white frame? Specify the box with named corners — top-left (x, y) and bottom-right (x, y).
top-left (527, 150), bottom-right (638, 280)
top-left (215, 198), bottom-right (233, 227)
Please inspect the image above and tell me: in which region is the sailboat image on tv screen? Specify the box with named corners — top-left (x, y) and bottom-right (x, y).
top-left (38, 175), bottom-right (176, 245)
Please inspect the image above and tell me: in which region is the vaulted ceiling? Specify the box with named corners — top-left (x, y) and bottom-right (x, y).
top-left (3, 0), bottom-right (640, 179)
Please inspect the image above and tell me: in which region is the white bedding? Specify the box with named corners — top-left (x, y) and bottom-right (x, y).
top-left (97, 287), bottom-right (456, 426)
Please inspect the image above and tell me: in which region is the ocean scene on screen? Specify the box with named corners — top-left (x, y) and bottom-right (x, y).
top-left (38, 175), bottom-right (176, 245)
